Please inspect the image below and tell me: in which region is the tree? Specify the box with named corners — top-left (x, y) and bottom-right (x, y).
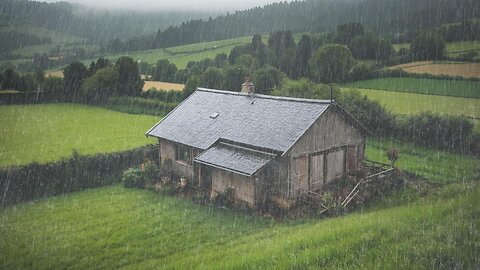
top-left (250, 34), bottom-right (267, 66)
top-left (200, 67), bottom-right (224, 89)
top-left (80, 66), bottom-right (117, 102)
top-left (292, 34), bottom-right (312, 79)
top-left (154, 59), bottom-right (177, 82)
top-left (222, 65), bottom-right (248, 92)
top-left (214, 53), bottom-right (228, 68)
top-left (1, 69), bottom-right (21, 90)
top-left (268, 31), bottom-right (295, 57)
top-left (410, 31), bottom-right (446, 60)
top-left (335, 22), bottom-right (365, 45)
top-left (115, 56), bottom-right (143, 96)
top-left (228, 45), bottom-right (249, 64)
top-left (63, 62), bottom-right (88, 99)
top-left (252, 65), bottom-right (285, 95)
top-left (309, 44), bottom-right (355, 84)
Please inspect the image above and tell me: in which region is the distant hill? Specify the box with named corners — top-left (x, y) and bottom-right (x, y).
top-left (153, 0), bottom-right (480, 48)
top-left (0, 0), bottom-right (217, 44)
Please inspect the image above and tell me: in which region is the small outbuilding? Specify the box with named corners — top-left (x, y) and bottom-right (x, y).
top-left (146, 85), bottom-right (367, 209)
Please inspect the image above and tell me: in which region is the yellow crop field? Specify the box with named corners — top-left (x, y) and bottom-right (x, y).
top-left (143, 81), bottom-right (185, 91)
top-left (390, 61), bottom-right (480, 78)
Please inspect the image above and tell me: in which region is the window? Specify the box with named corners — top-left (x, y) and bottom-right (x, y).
top-left (176, 144), bottom-right (192, 164)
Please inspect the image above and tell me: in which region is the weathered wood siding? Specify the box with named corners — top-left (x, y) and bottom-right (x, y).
top-left (211, 169), bottom-right (255, 206)
top-left (288, 106), bottom-right (365, 197)
top-left (159, 139), bottom-right (199, 181)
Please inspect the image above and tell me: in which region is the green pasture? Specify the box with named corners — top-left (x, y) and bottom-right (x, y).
top-left (0, 104), bottom-right (159, 167)
top-left (342, 77), bottom-right (480, 98)
top-left (341, 88), bottom-right (480, 120)
top-left (366, 138), bottom-right (479, 183)
top-left (94, 36), bottom-right (257, 69)
top-left (0, 180), bottom-right (477, 269)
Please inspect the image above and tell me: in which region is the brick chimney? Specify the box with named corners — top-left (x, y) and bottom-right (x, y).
top-left (241, 76), bottom-right (255, 93)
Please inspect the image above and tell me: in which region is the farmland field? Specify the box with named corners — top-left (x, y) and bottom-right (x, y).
top-left (0, 181), bottom-right (477, 269)
top-left (389, 61), bottom-right (480, 78)
top-left (343, 77), bottom-right (480, 98)
top-left (143, 81), bottom-right (185, 91)
top-left (341, 88), bottom-right (480, 119)
top-left (91, 35), bottom-right (257, 69)
top-left (0, 104), bottom-right (159, 167)
top-left (393, 40), bottom-right (479, 55)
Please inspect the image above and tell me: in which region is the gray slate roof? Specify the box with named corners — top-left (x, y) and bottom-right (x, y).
top-left (146, 88), bottom-right (331, 153)
top-left (194, 142), bottom-right (277, 176)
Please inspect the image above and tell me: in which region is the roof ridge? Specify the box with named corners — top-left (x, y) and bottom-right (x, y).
top-left (196, 87), bottom-right (333, 105)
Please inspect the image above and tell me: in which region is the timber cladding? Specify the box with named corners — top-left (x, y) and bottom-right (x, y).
top-left (211, 169), bottom-right (256, 206)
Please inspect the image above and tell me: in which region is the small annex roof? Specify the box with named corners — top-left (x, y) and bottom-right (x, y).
top-left (146, 88), bottom-right (332, 153)
top-left (194, 141), bottom-right (277, 176)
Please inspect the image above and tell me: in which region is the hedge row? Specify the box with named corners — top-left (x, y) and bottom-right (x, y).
top-left (347, 64), bottom-right (480, 82)
top-left (0, 91), bottom-right (63, 105)
top-left (104, 96), bottom-right (178, 116)
top-left (0, 145), bottom-right (158, 206)
top-left (339, 91), bottom-right (479, 156)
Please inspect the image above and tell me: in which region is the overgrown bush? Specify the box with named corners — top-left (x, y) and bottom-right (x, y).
top-left (122, 168), bottom-right (144, 188)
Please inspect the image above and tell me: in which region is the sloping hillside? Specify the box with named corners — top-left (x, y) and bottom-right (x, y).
top-left (0, 182), bottom-right (477, 269)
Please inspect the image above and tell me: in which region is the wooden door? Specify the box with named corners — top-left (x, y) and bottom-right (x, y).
top-left (295, 156), bottom-right (308, 192)
top-left (309, 154), bottom-right (324, 191)
top-left (326, 149), bottom-right (345, 184)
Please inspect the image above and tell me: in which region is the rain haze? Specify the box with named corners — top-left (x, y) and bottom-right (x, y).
top-left (1, 0), bottom-right (479, 268)
top-left (43, 0), bottom-right (286, 11)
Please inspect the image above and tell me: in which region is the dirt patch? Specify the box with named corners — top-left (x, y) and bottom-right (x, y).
top-left (143, 81), bottom-right (185, 91)
top-left (390, 61), bottom-right (480, 78)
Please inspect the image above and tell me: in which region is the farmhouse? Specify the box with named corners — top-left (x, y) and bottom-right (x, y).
top-left (146, 82), bottom-right (367, 209)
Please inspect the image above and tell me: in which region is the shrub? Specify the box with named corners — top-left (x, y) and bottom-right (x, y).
top-left (122, 168), bottom-right (144, 188)
top-left (386, 148), bottom-right (399, 166)
top-left (142, 159), bottom-right (160, 185)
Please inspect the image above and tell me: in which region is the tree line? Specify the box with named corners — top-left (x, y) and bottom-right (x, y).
top-left (105, 0), bottom-right (478, 53)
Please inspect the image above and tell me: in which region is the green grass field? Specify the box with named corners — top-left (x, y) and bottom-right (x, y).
top-left (0, 181), bottom-right (477, 269)
top-left (342, 77), bottom-right (480, 98)
top-left (0, 104), bottom-right (159, 167)
top-left (366, 138), bottom-right (479, 183)
top-left (342, 87), bottom-right (480, 118)
top-left (90, 36), bottom-right (257, 69)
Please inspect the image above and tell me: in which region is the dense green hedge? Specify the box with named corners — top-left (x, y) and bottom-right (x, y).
top-left (104, 96), bottom-right (178, 116)
top-left (339, 91), bottom-right (479, 156)
top-left (348, 66), bottom-right (480, 82)
top-left (0, 145), bottom-right (158, 206)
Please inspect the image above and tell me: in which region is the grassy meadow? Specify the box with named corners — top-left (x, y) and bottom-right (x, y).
top-left (343, 77), bottom-right (480, 98)
top-left (342, 88), bottom-right (480, 118)
top-left (366, 138), bottom-right (479, 183)
top-left (90, 36), bottom-right (257, 69)
top-left (0, 104), bottom-right (159, 167)
top-left (0, 180), bottom-right (477, 269)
